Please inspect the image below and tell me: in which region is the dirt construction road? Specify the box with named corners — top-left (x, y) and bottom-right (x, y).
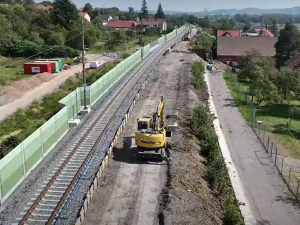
top-left (0, 54), bottom-right (114, 122)
top-left (83, 41), bottom-right (223, 225)
top-left (208, 71), bottom-right (300, 224)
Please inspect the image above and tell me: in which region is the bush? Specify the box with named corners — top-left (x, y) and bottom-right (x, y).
top-left (190, 61), bottom-right (243, 223)
top-left (222, 198), bottom-right (243, 225)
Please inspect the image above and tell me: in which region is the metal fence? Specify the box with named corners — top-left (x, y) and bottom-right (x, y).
top-left (226, 69), bottom-right (300, 204)
top-left (0, 25), bottom-right (189, 204)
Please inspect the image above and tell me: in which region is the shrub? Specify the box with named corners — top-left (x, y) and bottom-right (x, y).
top-left (190, 61), bottom-right (243, 223)
top-left (222, 198), bottom-right (243, 225)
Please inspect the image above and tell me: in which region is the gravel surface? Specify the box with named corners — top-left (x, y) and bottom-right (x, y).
top-left (208, 70), bottom-right (300, 224)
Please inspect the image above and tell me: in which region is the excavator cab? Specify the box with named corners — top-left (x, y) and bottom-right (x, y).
top-left (137, 117), bottom-right (152, 130)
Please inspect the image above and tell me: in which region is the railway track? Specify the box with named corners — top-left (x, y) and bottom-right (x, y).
top-left (16, 33), bottom-right (185, 225)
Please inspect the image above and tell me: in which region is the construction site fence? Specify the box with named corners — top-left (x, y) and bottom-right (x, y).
top-left (0, 25), bottom-right (189, 204)
top-left (226, 68), bottom-right (300, 205)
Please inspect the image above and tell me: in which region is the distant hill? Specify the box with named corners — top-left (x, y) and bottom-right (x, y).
top-left (207, 7), bottom-right (300, 15)
top-left (156, 6), bottom-right (300, 16)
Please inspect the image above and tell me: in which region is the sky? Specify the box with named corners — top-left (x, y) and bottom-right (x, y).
top-left (71, 0), bottom-right (300, 12)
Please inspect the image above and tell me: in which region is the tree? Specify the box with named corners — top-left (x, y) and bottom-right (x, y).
top-left (40, 1), bottom-right (53, 6)
top-left (106, 31), bottom-right (126, 50)
top-left (141, 0), bottom-right (148, 18)
top-left (270, 19), bottom-right (279, 37)
top-left (242, 23), bottom-right (252, 32)
top-left (83, 3), bottom-right (93, 16)
top-left (277, 67), bottom-right (300, 100)
top-left (155, 3), bottom-right (165, 19)
top-left (275, 23), bottom-right (300, 67)
top-left (288, 105), bottom-right (300, 127)
top-left (198, 17), bottom-right (210, 28)
top-left (47, 32), bottom-right (65, 45)
top-left (128, 7), bottom-right (135, 20)
top-left (52, 0), bottom-right (78, 28)
top-left (238, 49), bottom-right (263, 81)
top-left (249, 66), bottom-right (280, 106)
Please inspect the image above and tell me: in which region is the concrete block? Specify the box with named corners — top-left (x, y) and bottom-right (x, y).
top-left (69, 119), bottom-right (80, 127)
top-left (75, 218), bottom-right (81, 225)
top-left (90, 186), bottom-right (94, 199)
top-left (80, 107), bottom-right (91, 116)
top-left (80, 208), bottom-right (85, 222)
top-left (93, 177), bottom-right (98, 188)
top-left (87, 191), bottom-right (91, 205)
top-left (84, 198), bottom-right (88, 213)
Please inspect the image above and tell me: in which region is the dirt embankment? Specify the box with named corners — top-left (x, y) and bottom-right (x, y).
top-left (156, 46), bottom-right (223, 225)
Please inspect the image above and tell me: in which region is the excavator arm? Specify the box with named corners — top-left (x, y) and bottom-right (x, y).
top-left (155, 96), bottom-right (165, 130)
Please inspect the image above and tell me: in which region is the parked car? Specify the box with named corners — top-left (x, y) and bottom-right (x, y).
top-left (89, 61), bottom-right (100, 69)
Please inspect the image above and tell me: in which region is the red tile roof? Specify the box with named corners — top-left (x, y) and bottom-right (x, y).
top-left (258, 29), bottom-right (274, 37)
top-left (217, 36), bottom-right (278, 56)
top-left (78, 12), bottom-right (88, 17)
top-left (107, 20), bottom-right (138, 28)
top-left (141, 18), bottom-right (165, 26)
top-left (217, 30), bottom-right (241, 37)
top-left (285, 55), bottom-right (300, 69)
top-left (34, 4), bottom-right (53, 10)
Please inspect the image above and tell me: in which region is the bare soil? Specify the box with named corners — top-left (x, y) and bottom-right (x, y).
top-left (0, 55), bottom-right (115, 121)
top-left (83, 40), bottom-right (224, 225)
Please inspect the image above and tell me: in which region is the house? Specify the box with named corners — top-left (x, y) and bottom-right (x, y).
top-left (217, 30), bottom-right (241, 37)
top-left (34, 4), bottom-right (53, 10)
top-left (217, 36), bottom-right (278, 63)
top-left (106, 20), bottom-right (138, 30)
top-left (101, 14), bottom-right (113, 25)
top-left (141, 18), bottom-right (166, 29)
top-left (78, 12), bottom-right (91, 22)
top-left (257, 29), bottom-right (274, 37)
top-left (285, 55), bottom-right (300, 69)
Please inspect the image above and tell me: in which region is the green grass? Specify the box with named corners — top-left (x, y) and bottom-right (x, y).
top-left (224, 72), bottom-right (300, 158)
top-left (0, 61), bottom-right (119, 158)
top-left (88, 36), bottom-right (159, 54)
top-left (0, 57), bottom-right (79, 85)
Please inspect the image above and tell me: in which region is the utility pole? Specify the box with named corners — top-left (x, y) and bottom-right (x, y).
top-left (140, 13), bottom-right (144, 59)
top-left (82, 19), bottom-right (87, 110)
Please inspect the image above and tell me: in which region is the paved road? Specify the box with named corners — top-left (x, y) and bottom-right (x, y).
top-left (208, 72), bottom-right (300, 225)
top-left (0, 55), bottom-right (114, 122)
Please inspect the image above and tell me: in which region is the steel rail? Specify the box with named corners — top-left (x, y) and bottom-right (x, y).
top-left (18, 33), bottom-right (185, 225)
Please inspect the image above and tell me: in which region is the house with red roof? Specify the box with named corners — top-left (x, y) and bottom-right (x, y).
top-left (257, 29), bottom-right (274, 37)
top-left (78, 12), bottom-right (91, 22)
top-left (285, 55), bottom-right (300, 69)
top-left (217, 36), bottom-right (278, 63)
top-left (141, 18), bottom-right (166, 29)
top-left (34, 3), bottom-right (53, 10)
top-left (217, 30), bottom-right (241, 37)
top-left (106, 20), bottom-right (138, 30)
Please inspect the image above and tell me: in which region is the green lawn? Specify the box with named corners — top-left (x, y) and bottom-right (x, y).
top-left (224, 72), bottom-right (300, 158)
top-left (89, 36), bottom-right (159, 54)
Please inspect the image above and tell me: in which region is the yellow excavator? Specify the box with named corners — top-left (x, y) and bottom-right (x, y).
top-left (135, 96), bottom-right (172, 159)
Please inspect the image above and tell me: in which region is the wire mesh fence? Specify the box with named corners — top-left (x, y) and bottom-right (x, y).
top-left (226, 68), bottom-right (300, 204)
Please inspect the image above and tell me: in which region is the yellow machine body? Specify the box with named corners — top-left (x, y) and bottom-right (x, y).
top-left (134, 96), bottom-right (171, 151)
